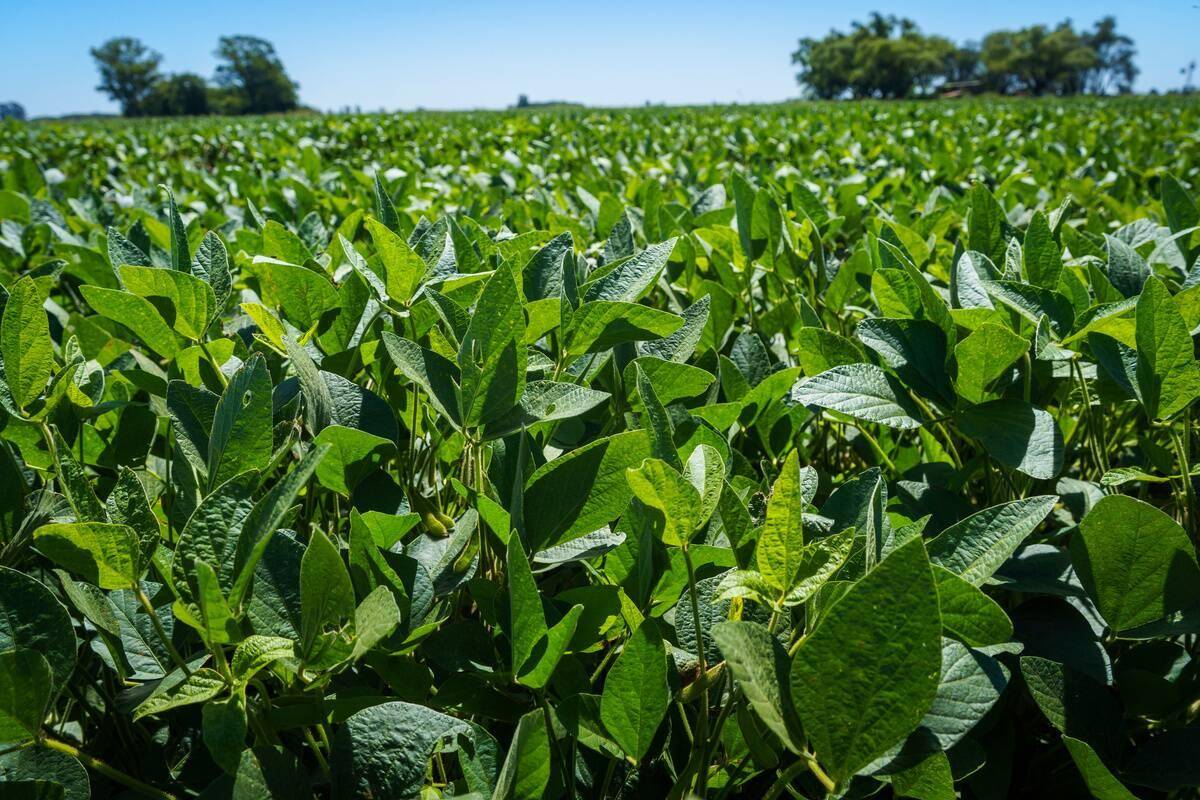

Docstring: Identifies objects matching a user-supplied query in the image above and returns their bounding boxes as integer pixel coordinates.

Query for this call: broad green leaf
[932,565,1012,646]
[711,620,799,752]
[300,528,355,661]
[312,425,396,496]
[954,323,1029,404]
[564,300,683,357]
[633,361,678,468]
[1135,276,1200,419]
[208,354,274,488]
[0,650,51,743]
[582,238,676,303]
[1,277,52,409]
[957,399,1063,479]
[523,429,652,549]
[0,567,77,690]
[783,527,856,606]
[231,635,295,684]
[600,620,669,762]
[381,332,463,428]
[1070,494,1200,633]
[625,458,700,547]
[484,380,610,439]
[492,709,551,800]
[794,326,866,375]
[890,749,955,800]
[790,364,923,429]
[458,263,526,427]
[79,285,181,358]
[365,216,426,304]
[204,695,248,775]
[192,231,233,310]
[927,496,1056,585]
[790,538,941,785]
[133,668,226,720]
[756,450,807,597]
[1062,736,1137,800]
[1023,211,1063,289]
[33,522,141,590]
[119,265,216,340]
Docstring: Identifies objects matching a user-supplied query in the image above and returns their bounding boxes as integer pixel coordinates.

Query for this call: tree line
[792,14,1138,99]
[91,36,299,117]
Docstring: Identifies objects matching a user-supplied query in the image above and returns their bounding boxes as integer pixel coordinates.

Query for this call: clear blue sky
[4,0,1197,117]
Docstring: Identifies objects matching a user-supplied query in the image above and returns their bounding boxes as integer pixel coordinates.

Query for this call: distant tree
[943,44,983,83]
[793,14,954,99]
[980,22,1098,95]
[146,73,210,116]
[0,102,25,121]
[213,36,298,114]
[516,94,530,108]
[1082,16,1137,94]
[90,37,163,116]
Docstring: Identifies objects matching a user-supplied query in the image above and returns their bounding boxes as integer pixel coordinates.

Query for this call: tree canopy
[794,14,1138,99]
[90,35,298,117]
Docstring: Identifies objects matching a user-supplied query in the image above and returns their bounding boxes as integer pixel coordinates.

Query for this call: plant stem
[198,339,229,389]
[303,726,332,782]
[135,587,190,676]
[682,545,710,795]
[41,736,176,800]
[1171,424,1197,537]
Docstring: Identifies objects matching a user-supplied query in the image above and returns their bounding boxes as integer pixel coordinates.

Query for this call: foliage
[90,35,297,118]
[0,97,1198,799]
[795,14,1138,98]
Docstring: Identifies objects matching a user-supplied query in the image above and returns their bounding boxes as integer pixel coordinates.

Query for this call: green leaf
[1,277,52,410]
[79,285,181,358]
[300,528,355,661]
[954,323,1030,404]
[330,701,475,800]
[711,620,800,753]
[932,565,1012,646]
[231,635,295,684]
[192,231,233,310]
[790,538,941,785]
[133,668,226,720]
[633,361,679,468]
[381,332,463,428]
[162,185,191,270]
[783,527,856,606]
[458,263,526,427]
[1070,494,1200,633]
[1062,736,1137,800]
[312,425,396,496]
[484,380,610,439]
[507,532,547,677]
[208,354,274,488]
[890,749,955,800]
[600,620,669,762]
[793,327,866,375]
[968,183,1005,265]
[1135,276,1200,420]
[957,399,1063,479]
[492,709,552,800]
[625,458,700,547]
[365,216,425,304]
[927,496,1056,585]
[582,239,676,303]
[564,301,683,357]
[204,695,248,775]
[0,650,51,743]
[33,522,142,590]
[523,430,652,549]
[119,265,216,340]
[1023,211,1063,289]
[756,450,807,597]
[790,364,923,429]
[0,567,77,691]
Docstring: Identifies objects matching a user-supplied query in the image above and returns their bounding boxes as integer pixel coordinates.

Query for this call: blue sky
[4,0,1197,117]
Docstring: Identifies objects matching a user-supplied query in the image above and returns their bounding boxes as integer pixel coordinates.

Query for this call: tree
[146,73,210,116]
[792,14,954,99]
[1082,17,1137,94]
[0,102,25,121]
[213,36,298,114]
[980,22,1098,95]
[90,37,163,116]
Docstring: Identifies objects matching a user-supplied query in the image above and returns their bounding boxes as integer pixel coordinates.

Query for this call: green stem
[135,588,190,676]
[1171,424,1197,537]
[853,424,896,474]
[41,736,176,800]
[681,545,710,795]
[303,726,332,782]
[197,339,229,389]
